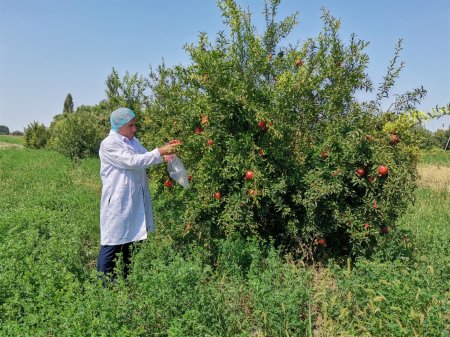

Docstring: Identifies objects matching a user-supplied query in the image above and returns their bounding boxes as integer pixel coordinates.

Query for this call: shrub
[433,127,450,149]
[141,0,424,260]
[23,121,49,149]
[47,110,106,160]
[411,125,436,149]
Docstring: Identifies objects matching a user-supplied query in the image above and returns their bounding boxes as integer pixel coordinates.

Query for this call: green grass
[315,186,450,336]
[0,134,24,145]
[0,148,311,336]
[0,147,448,336]
[419,148,450,165]
[311,152,450,336]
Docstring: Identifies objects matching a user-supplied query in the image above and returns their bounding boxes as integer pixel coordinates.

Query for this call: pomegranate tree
[141,0,422,259]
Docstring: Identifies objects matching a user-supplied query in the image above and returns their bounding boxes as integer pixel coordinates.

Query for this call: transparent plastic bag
[167,155,189,188]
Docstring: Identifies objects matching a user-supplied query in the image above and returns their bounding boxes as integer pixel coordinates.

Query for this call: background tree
[47,101,110,160]
[412,125,437,149]
[63,93,74,114]
[75,100,110,135]
[47,111,104,160]
[433,127,450,149]
[0,125,10,135]
[23,121,49,149]
[105,68,121,110]
[47,70,149,162]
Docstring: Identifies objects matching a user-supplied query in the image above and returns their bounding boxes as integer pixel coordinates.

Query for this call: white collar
[110,129,130,142]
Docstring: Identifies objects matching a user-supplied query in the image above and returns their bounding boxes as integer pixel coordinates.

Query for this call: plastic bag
[167,155,190,188]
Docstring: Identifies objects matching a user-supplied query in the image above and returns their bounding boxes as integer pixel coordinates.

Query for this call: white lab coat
[99,130,163,245]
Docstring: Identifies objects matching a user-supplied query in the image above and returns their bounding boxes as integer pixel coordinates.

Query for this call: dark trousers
[97,242,136,282]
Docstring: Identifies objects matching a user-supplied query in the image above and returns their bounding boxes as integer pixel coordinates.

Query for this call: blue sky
[1,0,449,132]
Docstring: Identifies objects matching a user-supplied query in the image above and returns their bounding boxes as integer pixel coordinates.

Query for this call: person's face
[118,118,137,140]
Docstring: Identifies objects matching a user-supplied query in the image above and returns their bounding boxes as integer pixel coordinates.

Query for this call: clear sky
[1,0,449,132]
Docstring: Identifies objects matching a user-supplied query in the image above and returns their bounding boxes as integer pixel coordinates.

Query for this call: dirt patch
[417,164,450,192]
[0,142,23,149]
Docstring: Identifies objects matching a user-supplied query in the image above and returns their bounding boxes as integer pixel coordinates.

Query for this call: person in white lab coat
[97,107,180,282]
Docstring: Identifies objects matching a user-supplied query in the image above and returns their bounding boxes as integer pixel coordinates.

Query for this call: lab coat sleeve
[100,141,163,170]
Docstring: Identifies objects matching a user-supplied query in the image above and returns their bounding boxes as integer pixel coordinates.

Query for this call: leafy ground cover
[0,148,311,336]
[0,147,448,336]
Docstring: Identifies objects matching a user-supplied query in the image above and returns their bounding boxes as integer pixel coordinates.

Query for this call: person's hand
[158,139,181,156]
[163,154,175,162]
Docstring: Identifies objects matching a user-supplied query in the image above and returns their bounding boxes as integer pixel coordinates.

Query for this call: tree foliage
[48,102,110,160]
[23,121,49,149]
[105,68,148,122]
[433,127,450,149]
[0,125,9,135]
[63,93,74,114]
[141,0,424,260]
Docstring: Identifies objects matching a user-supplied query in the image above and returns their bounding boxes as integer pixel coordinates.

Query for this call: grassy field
[419,148,450,165]
[310,150,449,336]
[0,147,448,336]
[0,134,24,144]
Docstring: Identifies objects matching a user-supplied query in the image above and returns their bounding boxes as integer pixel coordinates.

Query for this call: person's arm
[100,138,180,170]
[100,143,162,170]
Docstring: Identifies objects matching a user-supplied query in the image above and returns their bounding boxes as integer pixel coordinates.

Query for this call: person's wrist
[159,147,171,156]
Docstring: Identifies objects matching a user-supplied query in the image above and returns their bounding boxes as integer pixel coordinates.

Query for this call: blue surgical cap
[110,108,136,132]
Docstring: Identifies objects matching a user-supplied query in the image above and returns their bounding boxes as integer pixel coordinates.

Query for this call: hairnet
[110,108,136,132]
